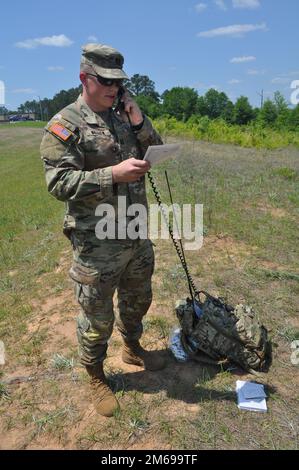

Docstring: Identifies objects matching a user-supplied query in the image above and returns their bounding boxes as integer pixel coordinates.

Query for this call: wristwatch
[131,115,144,132]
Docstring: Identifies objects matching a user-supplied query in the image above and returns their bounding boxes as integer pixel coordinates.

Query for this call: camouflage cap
[81,43,128,79]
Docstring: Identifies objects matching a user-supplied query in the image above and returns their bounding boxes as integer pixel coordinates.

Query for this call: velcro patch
[49,122,73,141]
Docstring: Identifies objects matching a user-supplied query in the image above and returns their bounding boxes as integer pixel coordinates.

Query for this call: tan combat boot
[86,363,119,417]
[122,339,166,371]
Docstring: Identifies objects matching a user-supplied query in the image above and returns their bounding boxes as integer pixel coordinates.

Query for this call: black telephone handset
[115,86,126,112]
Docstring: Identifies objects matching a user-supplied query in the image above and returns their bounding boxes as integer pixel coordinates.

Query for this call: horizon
[0,0,298,110]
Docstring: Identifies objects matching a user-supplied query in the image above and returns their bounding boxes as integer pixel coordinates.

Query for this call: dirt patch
[256,203,289,219]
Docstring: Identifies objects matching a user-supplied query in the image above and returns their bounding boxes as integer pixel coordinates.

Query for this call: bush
[153,116,299,149]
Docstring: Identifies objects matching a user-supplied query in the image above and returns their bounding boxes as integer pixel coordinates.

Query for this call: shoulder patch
[48,122,73,141]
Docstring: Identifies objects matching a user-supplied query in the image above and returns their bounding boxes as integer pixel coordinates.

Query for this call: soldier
[40,43,165,417]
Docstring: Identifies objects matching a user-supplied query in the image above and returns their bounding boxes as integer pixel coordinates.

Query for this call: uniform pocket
[74,276,104,316]
[69,260,101,286]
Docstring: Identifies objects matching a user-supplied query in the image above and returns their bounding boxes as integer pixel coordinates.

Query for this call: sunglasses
[87,73,123,87]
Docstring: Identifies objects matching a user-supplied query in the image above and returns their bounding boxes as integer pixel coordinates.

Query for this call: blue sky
[0,0,298,110]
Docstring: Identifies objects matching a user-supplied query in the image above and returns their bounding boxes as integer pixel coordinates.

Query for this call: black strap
[147,171,198,302]
[125,110,199,304]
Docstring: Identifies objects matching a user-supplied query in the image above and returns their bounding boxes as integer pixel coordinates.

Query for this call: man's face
[80,72,119,111]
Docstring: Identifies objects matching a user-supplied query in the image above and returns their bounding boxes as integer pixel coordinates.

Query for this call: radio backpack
[175,291,272,373]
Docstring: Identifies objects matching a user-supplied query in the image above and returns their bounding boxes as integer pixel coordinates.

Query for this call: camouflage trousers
[69,232,155,366]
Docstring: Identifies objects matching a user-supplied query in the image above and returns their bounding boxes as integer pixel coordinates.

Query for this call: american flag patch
[49,122,72,141]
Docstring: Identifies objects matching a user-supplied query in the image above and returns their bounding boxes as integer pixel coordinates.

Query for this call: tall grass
[153,116,299,149]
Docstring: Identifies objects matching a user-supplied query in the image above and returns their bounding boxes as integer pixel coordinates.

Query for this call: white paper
[236,380,267,412]
[143,144,182,166]
[242,382,267,399]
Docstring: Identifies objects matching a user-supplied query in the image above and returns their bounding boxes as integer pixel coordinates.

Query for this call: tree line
[1,74,298,130]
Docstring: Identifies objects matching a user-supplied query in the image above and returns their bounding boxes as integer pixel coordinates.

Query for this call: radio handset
[115,86,126,113]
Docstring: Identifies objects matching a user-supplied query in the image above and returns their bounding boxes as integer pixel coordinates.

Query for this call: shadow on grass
[108,350,278,405]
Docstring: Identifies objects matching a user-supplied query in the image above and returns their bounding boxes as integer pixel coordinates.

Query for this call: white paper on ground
[143,144,182,166]
[236,380,267,412]
[242,382,267,399]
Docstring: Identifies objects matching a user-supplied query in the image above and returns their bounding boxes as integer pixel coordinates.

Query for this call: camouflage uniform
[40,94,162,366]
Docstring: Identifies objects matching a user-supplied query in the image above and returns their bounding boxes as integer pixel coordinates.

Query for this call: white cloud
[247,69,266,75]
[197,23,267,38]
[12,88,36,94]
[271,77,291,85]
[230,56,256,63]
[195,3,207,13]
[228,79,242,84]
[15,34,73,49]
[232,0,260,8]
[215,0,227,10]
[87,35,98,42]
[47,66,64,71]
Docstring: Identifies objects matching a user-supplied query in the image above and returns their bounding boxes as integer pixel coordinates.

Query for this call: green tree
[274,91,291,129]
[221,100,235,124]
[18,100,39,114]
[259,99,278,126]
[135,95,162,118]
[0,106,9,115]
[50,86,82,116]
[234,96,254,125]
[126,74,159,101]
[196,95,207,116]
[162,87,198,121]
[274,91,289,115]
[289,104,299,131]
[202,89,231,120]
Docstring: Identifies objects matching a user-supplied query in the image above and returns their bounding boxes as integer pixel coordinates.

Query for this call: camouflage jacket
[40,95,162,240]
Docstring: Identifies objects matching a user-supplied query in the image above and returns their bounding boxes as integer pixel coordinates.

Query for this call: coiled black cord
[147,170,198,300]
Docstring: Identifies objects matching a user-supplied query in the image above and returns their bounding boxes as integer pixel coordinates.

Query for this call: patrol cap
[81,43,128,79]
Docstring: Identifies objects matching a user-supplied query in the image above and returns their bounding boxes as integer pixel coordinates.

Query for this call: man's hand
[121,90,144,126]
[112,158,150,183]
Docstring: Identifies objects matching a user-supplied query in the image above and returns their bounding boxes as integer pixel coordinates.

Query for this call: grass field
[0,124,298,449]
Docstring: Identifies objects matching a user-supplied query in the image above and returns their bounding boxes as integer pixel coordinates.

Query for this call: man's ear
[80,72,87,86]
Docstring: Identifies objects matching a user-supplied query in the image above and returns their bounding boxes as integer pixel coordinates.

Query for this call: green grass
[0,121,46,128]
[0,126,298,450]
[0,382,10,401]
[51,354,75,371]
[147,141,299,267]
[0,127,69,351]
[153,116,299,149]
[32,405,78,436]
